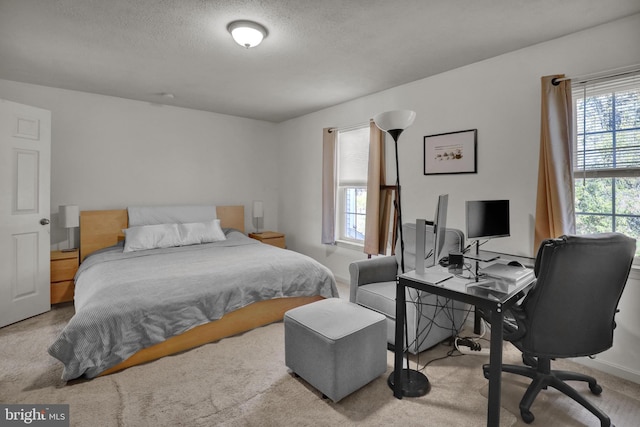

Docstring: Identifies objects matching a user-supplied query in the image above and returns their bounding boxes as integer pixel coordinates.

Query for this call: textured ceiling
[1,0,639,122]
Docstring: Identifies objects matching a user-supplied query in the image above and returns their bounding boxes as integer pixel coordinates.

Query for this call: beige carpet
[2,300,640,427]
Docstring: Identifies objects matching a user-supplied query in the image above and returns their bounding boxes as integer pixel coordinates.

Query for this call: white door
[0,99,51,328]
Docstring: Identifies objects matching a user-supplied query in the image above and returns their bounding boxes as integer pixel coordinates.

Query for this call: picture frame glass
[424,129,477,175]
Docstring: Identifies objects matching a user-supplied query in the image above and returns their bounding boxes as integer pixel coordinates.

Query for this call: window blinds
[337,126,369,186]
[573,71,640,177]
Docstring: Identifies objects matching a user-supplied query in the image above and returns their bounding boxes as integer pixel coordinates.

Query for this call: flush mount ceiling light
[227,20,268,48]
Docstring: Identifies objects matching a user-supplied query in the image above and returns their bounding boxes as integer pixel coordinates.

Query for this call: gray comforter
[48,230,338,380]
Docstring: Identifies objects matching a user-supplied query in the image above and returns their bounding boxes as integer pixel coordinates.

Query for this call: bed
[48,206,338,380]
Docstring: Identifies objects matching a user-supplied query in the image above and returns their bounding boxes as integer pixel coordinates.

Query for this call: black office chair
[482,233,636,426]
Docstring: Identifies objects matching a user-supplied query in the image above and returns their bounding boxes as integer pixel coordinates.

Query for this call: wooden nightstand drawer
[50,257,78,282]
[264,236,285,248]
[51,280,75,304]
[249,231,286,248]
[51,250,79,304]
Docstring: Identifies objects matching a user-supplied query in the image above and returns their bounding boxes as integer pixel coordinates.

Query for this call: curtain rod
[552,64,640,86]
[327,119,373,133]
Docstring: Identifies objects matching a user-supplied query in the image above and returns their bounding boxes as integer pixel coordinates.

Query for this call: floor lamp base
[387,369,431,397]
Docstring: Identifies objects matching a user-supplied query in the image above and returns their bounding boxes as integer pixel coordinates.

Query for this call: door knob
[40,218,50,225]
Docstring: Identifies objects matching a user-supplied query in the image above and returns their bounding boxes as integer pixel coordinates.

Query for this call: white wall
[278,12,640,279]
[0,80,279,247]
[278,14,640,382]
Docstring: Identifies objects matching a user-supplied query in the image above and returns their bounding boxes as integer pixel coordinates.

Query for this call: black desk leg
[393,279,405,399]
[474,307,482,334]
[487,304,504,426]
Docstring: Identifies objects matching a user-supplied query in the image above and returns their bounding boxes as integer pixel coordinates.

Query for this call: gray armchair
[349,223,466,354]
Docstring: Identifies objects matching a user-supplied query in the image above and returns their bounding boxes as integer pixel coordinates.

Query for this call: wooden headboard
[79,205,245,261]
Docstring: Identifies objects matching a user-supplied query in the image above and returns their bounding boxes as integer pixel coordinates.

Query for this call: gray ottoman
[284,298,387,402]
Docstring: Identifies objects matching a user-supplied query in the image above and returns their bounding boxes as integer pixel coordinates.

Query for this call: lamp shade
[252,201,264,219]
[58,205,79,228]
[228,20,268,48]
[373,110,416,132]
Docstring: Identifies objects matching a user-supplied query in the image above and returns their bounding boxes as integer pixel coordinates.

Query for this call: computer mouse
[508,260,525,268]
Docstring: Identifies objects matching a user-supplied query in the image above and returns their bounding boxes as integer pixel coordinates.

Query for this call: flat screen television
[465,199,510,240]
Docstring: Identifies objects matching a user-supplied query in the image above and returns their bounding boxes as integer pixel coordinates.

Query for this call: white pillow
[178,219,226,245]
[123,223,182,253]
[123,220,226,252]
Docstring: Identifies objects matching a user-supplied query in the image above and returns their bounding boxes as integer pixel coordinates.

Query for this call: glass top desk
[466,250,535,334]
[393,264,536,427]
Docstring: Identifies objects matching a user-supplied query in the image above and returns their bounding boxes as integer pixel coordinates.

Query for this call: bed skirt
[98,295,324,377]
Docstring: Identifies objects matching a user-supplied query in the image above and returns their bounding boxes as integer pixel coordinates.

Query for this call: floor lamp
[373,110,430,397]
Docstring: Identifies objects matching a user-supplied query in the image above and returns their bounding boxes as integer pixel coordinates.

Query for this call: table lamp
[253,200,264,233]
[59,204,79,252]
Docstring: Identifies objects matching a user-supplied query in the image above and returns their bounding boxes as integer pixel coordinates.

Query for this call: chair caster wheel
[520,409,535,424]
[589,383,603,395]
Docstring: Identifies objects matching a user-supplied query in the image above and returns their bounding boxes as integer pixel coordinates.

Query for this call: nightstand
[248,231,286,248]
[50,249,79,304]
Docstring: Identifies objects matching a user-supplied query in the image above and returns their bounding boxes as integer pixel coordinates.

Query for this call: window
[572,72,640,256]
[336,125,370,244]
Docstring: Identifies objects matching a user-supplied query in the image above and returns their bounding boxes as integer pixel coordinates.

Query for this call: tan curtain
[364,122,389,255]
[321,128,337,244]
[534,75,576,252]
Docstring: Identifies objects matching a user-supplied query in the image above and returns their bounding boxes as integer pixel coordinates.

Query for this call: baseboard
[334,274,349,286]
[572,356,640,385]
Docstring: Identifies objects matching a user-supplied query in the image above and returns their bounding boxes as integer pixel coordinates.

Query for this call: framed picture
[423,129,477,175]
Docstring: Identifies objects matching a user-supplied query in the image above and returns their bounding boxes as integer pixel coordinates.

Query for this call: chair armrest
[348,256,398,303]
[475,298,529,343]
[502,278,538,342]
[503,304,528,342]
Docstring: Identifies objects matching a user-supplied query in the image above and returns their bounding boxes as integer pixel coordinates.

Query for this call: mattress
[48,230,338,380]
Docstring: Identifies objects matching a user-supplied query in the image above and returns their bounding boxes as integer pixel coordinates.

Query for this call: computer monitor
[465,199,510,240]
[433,194,449,264]
[420,194,448,269]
